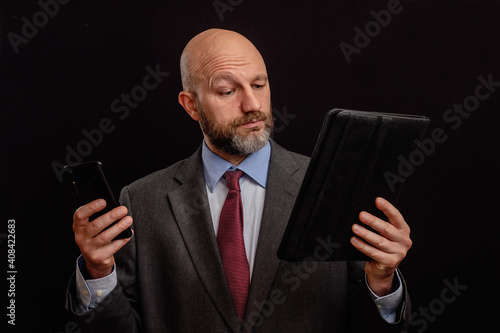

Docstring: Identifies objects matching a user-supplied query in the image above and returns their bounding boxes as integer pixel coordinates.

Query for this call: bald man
[66,29,412,332]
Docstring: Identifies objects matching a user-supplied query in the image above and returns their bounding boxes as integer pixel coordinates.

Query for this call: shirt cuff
[365,270,404,323]
[75,255,117,310]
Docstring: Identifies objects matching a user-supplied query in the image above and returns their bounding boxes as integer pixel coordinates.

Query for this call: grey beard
[228,125,272,155]
[198,109,273,156]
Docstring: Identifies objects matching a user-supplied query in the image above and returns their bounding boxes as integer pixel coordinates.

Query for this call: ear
[178,91,200,121]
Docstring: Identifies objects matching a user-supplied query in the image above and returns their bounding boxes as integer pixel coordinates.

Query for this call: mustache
[231,111,272,127]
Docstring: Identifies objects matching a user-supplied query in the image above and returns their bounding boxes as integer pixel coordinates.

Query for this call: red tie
[217,170,249,321]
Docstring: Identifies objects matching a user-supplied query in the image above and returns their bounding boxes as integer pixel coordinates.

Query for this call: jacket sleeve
[65,186,142,333]
[347,261,411,333]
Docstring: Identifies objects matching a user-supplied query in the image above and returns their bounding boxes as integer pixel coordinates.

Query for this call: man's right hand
[73,199,134,279]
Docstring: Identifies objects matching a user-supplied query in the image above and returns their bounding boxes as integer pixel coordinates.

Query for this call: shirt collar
[201,140,271,192]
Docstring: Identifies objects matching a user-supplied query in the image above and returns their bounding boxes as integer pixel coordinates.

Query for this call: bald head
[177,29,272,163]
[180,29,266,92]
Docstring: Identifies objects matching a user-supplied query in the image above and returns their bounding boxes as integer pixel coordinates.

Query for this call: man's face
[193,48,274,156]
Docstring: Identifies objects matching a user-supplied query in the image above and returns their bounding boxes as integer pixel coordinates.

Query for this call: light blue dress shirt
[202,140,270,280]
[75,140,403,322]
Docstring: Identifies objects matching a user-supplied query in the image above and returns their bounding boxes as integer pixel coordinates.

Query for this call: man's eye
[253,84,265,89]
[220,90,233,96]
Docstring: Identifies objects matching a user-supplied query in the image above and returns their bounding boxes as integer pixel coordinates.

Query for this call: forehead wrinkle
[196,54,251,76]
[198,55,263,89]
[208,59,249,75]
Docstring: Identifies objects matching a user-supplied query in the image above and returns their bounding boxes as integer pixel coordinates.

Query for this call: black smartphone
[63,161,133,240]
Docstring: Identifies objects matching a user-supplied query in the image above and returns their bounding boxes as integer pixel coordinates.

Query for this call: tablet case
[277,109,429,261]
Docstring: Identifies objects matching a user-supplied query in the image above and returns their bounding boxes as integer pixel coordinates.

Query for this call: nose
[240,88,261,113]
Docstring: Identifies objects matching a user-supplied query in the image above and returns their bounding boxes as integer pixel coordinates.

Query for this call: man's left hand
[350,197,412,296]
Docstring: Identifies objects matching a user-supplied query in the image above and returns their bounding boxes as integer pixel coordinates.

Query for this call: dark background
[1,0,499,332]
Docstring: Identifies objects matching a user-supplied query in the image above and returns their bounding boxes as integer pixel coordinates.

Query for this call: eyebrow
[210,72,268,86]
[211,73,237,85]
[253,74,268,81]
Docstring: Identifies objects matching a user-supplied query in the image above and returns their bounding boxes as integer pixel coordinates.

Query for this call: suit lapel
[244,141,305,324]
[167,148,240,330]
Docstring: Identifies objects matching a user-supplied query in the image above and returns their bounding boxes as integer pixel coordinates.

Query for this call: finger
[358,211,402,242]
[80,221,133,276]
[94,215,134,245]
[350,235,389,263]
[73,199,107,227]
[86,206,129,238]
[352,223,397,253]
[375,197,409,231]
[88,228,134,265]
[101,228,134,255]
[83,235,130,275]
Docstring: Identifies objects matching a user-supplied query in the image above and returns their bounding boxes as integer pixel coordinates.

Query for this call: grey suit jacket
[66,140,411,332]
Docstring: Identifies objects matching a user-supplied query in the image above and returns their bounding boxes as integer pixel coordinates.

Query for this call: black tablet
[277,109,429,261]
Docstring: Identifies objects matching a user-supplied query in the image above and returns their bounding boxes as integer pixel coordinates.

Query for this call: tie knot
[224,170,243,191]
